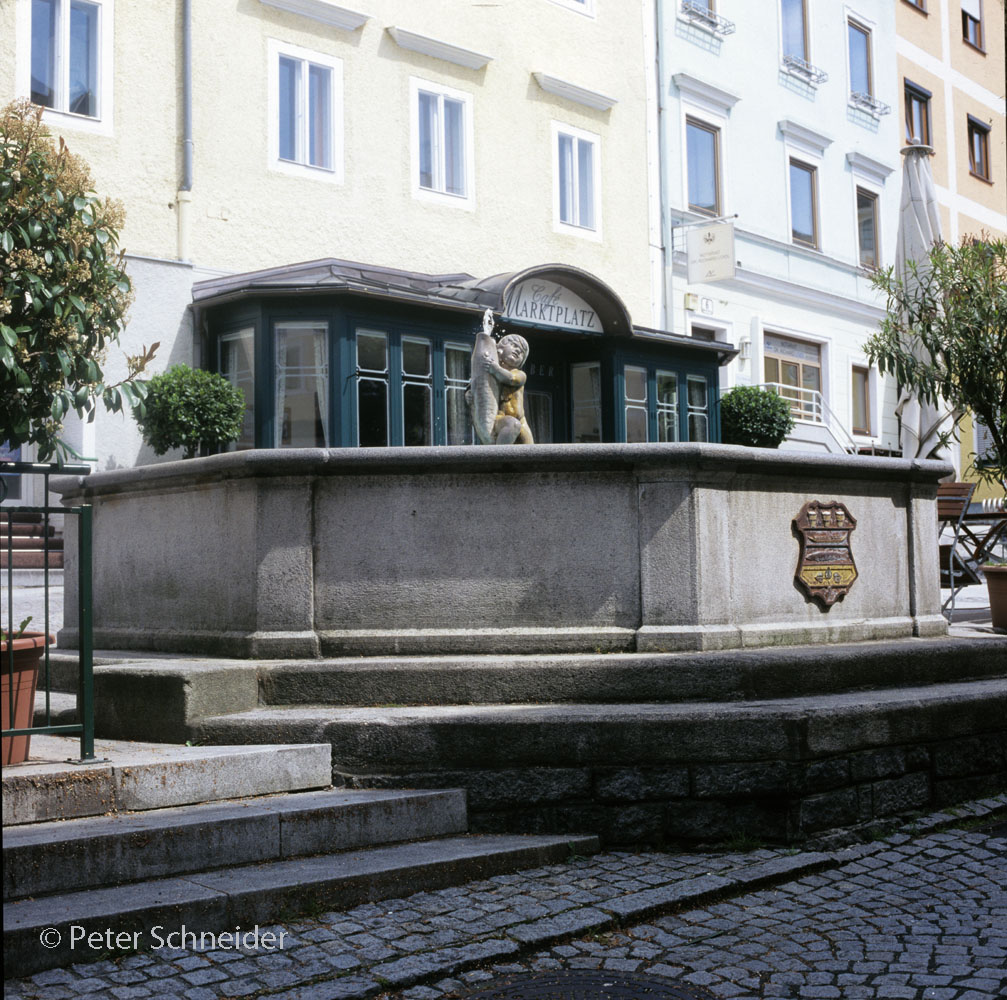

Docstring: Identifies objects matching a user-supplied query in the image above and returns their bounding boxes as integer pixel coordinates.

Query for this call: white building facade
[650,0,904,455]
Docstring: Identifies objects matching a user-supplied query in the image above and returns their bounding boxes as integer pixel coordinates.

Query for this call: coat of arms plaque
[793,500,858,606]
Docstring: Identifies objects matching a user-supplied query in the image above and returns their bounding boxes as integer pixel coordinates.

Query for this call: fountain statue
[467,308,534,445]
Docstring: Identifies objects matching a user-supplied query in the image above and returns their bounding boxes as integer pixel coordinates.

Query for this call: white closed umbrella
[894,142,958,461]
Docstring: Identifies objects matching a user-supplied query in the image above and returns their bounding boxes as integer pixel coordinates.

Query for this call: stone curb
[262,793,1007,1000]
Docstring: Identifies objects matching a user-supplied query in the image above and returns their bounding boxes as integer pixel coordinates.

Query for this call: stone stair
[2,739,598,977]
[0,512,64,570]
[34,637,1007,849]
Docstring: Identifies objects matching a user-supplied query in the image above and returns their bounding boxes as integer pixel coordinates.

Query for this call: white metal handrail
[756,382,859,455]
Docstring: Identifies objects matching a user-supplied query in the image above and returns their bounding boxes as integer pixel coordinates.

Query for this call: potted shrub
[1,617,52,765]
[718,385,795,448]
[134,364,245,458]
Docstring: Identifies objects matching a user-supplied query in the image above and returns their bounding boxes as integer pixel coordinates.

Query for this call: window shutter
[961,0,982,18]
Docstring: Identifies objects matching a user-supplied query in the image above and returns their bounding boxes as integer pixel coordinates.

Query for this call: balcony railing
[680,0,736,35]
[782,54,828,85]
[850,92,892,117]
[756,382,859,455]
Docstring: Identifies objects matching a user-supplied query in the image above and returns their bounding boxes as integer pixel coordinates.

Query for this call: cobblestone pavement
[3,801,1005,1000]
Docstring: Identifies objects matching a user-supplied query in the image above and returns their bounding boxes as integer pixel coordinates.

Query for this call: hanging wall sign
[793,500,858,607]
[686,223,736,284]
[504,280,600,332]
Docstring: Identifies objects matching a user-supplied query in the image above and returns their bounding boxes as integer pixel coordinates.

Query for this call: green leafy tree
[1,100,156,461]
[135,364,245,459]
[719,384,795,448]
[866,236,1006,490]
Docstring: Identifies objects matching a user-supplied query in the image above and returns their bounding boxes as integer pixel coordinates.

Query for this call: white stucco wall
[657,1,903,453]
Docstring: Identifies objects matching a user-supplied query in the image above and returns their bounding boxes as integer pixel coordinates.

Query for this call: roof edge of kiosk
[192,257,735,361]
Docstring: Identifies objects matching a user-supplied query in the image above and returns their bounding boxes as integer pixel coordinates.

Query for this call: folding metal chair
[937,482,976,620]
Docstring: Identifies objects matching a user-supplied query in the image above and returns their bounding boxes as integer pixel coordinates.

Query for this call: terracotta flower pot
[984,565,1007,631]
[1,631,52,765]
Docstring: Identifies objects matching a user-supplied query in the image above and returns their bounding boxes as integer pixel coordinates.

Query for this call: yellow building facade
[896,0,1006,500]
[2,0,656,467]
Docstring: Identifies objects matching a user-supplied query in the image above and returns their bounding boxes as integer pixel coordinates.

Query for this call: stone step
[194,677,1007,846]
[2,740,332,825]
[3,787,468,901]
[3,832,599,978]
[256,639,1007,707]
[49,637,1007,745]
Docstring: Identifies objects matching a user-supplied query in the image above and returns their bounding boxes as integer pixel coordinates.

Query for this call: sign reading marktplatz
[793,500,858,606]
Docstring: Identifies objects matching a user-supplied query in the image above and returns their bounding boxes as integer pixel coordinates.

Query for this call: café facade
[192,259,737,451]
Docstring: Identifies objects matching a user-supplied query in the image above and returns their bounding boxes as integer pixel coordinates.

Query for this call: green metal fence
[2,461,95,762]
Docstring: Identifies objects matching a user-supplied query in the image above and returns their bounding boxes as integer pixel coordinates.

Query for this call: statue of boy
[467,308,534,445]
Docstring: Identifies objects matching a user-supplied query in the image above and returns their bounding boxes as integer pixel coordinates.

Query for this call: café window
[220,327,255,450]
[619,365,711,443]
[764,333,822,419]
[402,337,433,447]
[356,329,389,447]
[571,362,602,443]
[624,366,649,443]
[275,322,329,447]
[445,343,473,445]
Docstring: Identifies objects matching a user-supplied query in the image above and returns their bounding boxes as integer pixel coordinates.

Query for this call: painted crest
[793,500,858,606]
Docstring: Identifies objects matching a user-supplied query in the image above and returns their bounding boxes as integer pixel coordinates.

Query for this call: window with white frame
[24,0,113,124]
[855,187,879,268]
[847,18,874,99]
[411,78,474,206]
[789,158,818,249]
[268,40,342,180]
[552,122,600,235]
[686,116,721,215]
[851,365,871,435]
[781,0,809,63]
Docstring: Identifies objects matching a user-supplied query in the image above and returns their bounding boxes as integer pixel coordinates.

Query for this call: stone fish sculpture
[467,308,534,445]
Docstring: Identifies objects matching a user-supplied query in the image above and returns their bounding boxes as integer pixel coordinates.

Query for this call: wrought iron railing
[2,461,95,762]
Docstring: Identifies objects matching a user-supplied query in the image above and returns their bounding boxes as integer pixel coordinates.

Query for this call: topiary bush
[134,364,244,459]
[719,385,795,448]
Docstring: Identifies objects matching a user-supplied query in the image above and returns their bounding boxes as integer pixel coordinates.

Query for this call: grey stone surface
[3,789,467,900]
[5,796,1003,1000]
[54,445,952,657]
[1,739,331,825]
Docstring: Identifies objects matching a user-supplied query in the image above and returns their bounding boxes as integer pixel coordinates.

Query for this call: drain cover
[462,971,717,1000]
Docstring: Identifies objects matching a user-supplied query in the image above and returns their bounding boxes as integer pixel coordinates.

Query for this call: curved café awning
[191,258,633,336]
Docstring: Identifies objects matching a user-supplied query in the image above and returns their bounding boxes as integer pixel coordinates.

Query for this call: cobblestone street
[4,798,1004,1000]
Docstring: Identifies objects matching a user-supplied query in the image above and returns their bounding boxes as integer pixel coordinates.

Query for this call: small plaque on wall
[794,500,858,607]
